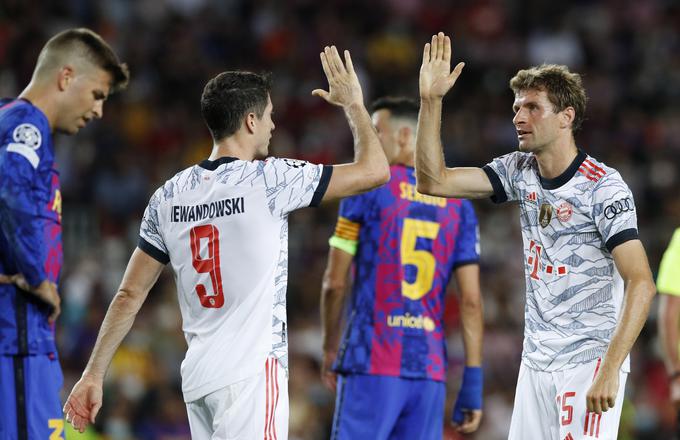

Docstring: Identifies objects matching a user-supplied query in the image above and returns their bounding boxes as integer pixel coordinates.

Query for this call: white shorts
[186,357,288,440]
[508,359,627,440]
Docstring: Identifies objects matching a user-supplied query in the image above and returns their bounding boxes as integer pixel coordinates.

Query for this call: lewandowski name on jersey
[171,197,245,222]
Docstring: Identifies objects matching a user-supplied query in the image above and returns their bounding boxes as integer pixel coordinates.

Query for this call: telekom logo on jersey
[527,240,568,280]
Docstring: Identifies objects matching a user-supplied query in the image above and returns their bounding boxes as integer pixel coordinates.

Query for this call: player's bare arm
[312,46,390,200]
[415,32,493,199]
[451,263,484,433]
[586,239,656,414]
[659,294,680,408]
[320,246,354,392]
[63,248,164,432]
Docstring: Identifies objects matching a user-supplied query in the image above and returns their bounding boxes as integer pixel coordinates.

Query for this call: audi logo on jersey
[603,197,633,219]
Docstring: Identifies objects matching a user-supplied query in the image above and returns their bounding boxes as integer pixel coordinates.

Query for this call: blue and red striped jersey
[331,165,479,381]
[0,98,62,355]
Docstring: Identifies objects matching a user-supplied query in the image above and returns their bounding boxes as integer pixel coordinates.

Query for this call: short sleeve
[261,158,333,217]
[657,228,680,296]
[138,187,169,264]
[0,115,51,286]
[482,152,523,204]
[591,172,638,253]
[452,200,481,269]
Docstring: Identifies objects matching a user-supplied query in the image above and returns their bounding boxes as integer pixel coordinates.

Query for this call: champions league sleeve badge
[539,203,553,228]
[7,123,42,169]
[282,158,307,168]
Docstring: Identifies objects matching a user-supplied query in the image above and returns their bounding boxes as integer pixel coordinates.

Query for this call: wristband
[452,366,483,424]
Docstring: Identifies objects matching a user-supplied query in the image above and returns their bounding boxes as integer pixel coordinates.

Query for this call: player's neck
[535,138,579,179]
[18,82,57,131]
[209,136,257,161]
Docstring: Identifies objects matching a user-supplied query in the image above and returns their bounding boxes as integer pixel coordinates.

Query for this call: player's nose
[512,109,526,125]
[92,101,104,119]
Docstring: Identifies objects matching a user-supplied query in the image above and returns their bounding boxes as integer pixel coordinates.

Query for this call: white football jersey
[138,156,332,402]
[483,150,638,372]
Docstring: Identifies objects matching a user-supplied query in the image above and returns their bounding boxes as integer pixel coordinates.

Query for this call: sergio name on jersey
[483,150,638,372]
[138,156,331,402]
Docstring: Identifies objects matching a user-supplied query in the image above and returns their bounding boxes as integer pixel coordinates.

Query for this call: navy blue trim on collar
[198,156,239,170]
[539,150,587,190]
[310,165,333,207]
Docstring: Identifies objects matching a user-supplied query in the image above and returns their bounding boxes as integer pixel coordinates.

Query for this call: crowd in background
[1,0,679,438]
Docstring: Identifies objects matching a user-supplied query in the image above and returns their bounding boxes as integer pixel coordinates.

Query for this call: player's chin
[56,125,81,135]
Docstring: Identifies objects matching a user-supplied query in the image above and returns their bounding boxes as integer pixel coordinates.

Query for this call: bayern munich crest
[557,202,573,222]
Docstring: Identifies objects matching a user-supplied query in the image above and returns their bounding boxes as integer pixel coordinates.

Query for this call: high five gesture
[420,32,465,100]
[415,32,493,199]
[313,46,363,108]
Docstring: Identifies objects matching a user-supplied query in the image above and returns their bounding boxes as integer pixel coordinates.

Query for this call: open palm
[312,46,363,108]
[420,32,465,99]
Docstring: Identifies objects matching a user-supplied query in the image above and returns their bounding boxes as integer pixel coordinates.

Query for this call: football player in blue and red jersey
[321,96,484,439]
[0,28,128,439]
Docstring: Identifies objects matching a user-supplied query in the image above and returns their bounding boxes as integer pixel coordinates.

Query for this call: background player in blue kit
[321,97,484,439]
[0,28,128,439]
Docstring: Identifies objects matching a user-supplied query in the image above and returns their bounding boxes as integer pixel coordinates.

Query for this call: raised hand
[420,32,465,100]
[312,46,363,108]
[64,375,104,433]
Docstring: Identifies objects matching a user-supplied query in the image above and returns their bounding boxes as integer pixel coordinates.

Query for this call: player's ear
[57,65,75,92]
[559,106,575,130]
[245,112,257,134]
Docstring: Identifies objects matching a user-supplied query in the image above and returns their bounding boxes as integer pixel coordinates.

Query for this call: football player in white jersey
[62,45,390,439]
[414,33,656,439]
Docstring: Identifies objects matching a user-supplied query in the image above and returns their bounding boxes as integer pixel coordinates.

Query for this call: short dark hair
[39,28,129,92]
[370,96,419,121]
[510,64,587,133]
[201,71,273,141]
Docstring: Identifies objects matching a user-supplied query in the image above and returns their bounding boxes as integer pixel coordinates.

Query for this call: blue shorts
[331,374,445,440]
[0,354,64,440]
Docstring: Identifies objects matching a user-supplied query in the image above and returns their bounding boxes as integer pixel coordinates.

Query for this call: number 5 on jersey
[401,218,440,300]
[190,224,225,308]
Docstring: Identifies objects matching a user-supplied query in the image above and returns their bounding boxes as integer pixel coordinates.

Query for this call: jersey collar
[539,149,587,190]
[198,156,239,170]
